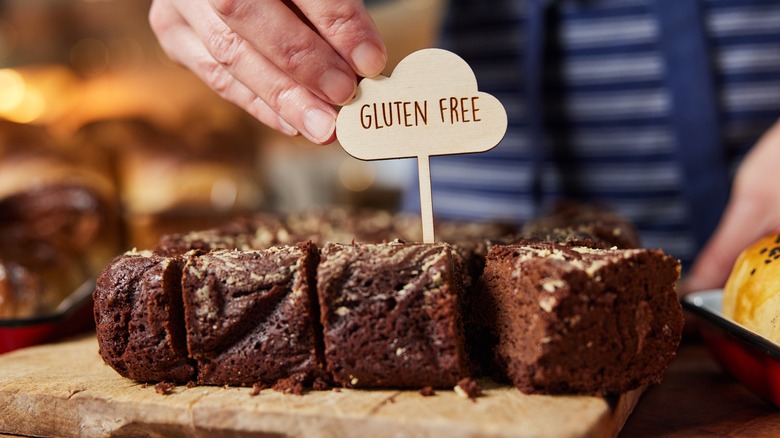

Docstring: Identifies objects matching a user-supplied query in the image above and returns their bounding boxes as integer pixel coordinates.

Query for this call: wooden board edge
[589,385,647,438]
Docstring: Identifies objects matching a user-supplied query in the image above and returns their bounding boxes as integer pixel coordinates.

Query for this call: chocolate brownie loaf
[317,241,470,388]
[93,250,193,382]
[480,242,683,396]
[182,243,323,387]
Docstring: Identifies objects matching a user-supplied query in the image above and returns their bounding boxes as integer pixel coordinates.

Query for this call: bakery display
[0,119,122,318]
[109,121,262,249]
[71,113,265,250]
[182,243,323,387]
[723,232,780,344]
[480,242,683,395]
[317,241,470,388]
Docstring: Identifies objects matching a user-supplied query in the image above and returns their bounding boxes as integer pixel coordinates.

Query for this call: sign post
[336,48,508,243]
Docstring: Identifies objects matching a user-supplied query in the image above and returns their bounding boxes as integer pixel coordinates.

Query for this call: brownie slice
[520,201,640,249]
[515,227,617,250]
[182,243,323,386]
[317,241,470,388]
[154,213,291,256]
[284,207,398,245]
[436,219,518,244]
[93,250,193,382]
[480,242,683,396]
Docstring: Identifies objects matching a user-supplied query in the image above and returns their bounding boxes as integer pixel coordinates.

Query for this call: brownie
[93,250,194,382]
[284,207,398,244]
[181,242,323,386]
[154,213,291,256]
[521,201,640,249]
[515,227,616,249]
[390,213,425,243]
[480,242,683,396]
[317,241,470,388]
[436,219,518,244]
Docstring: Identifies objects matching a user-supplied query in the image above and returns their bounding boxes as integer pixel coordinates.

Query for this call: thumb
[684,119,780,295]
[682,195,766,294]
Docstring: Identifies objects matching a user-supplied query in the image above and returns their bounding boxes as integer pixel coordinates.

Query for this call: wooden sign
[336,48,508,243]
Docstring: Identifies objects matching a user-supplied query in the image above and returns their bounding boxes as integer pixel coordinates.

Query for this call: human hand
[149,0,387,144]
[682,119,780,294]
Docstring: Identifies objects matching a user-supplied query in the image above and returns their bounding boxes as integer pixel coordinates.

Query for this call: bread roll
[722,233,780,343]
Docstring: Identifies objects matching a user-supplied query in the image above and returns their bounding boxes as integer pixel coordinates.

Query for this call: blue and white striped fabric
[402,0,780,269]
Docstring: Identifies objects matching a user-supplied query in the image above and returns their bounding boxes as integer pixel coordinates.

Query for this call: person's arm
[683,118,780,293]
[149,0,387,144]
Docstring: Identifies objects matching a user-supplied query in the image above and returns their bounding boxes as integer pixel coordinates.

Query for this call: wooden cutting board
[0,335,643,437]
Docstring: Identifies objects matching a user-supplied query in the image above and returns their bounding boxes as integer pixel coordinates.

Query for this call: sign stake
[417,154,434,243]
[335,49,508,243]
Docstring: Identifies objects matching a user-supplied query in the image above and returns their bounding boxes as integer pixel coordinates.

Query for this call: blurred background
[0,0,443,318]
[0,0,447,240]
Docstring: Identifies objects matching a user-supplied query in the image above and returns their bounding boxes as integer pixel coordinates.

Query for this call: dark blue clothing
[403,0,780,268]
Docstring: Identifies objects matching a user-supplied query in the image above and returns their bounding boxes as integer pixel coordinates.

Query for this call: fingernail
[277,116,298,136]
[303,108,335,143]
[351,42,386,77]
[320,68,356,105]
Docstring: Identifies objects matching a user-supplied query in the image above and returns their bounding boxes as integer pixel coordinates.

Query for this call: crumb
[418,386,435,397]
[454,378,482,401]
[312,377,331,391]
[332,388,342,393]
[155,381,176,395]
[186,381,196,389]
[273,375,305,395]
[250,382,267,396]
[140,383,148,389]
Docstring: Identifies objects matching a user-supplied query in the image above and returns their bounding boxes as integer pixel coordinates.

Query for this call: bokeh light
[70,38,109,77]
[0,68,25,113]
[339,158,376,192]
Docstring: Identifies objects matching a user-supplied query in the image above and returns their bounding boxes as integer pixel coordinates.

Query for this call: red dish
[682,289,780,408]
[0,280,95,355]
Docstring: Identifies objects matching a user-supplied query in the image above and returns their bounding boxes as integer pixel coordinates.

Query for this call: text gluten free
[359,96,481,130]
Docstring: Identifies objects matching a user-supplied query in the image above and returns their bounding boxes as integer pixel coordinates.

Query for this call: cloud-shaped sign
[336,48,507,160]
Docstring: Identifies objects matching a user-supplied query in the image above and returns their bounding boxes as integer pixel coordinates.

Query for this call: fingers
[157,0,338,143]
[150,0,297,136]
[292,0,387,78]
[682,195,767,294]
[207,0,359,105]
[683,119,780,294]
[151,0,385,143]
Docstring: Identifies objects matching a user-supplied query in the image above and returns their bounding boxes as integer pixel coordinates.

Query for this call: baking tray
[681,289,780,407]
[0,279,96,354]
